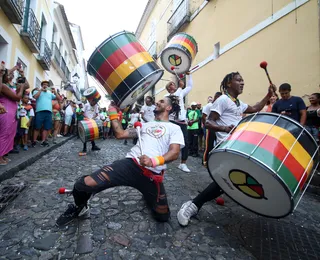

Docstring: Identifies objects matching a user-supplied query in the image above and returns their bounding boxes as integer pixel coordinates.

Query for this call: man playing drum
[177,71,275,226]
[56,96,184,226]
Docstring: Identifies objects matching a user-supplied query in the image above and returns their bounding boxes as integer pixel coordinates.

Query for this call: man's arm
[181,74,193,97]
[299,110,307,125]
[33,89,41,99]
[245,93,271,113]
[205,111,234,133]
[111,119,138,139]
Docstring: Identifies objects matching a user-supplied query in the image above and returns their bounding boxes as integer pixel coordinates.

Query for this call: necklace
[226,92,240,107]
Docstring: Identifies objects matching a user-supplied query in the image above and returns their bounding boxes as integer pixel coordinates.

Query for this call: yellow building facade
[136,0,320,106]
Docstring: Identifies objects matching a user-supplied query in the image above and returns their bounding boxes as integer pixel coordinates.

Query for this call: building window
[14,58,27,82]
[35,77,41,89]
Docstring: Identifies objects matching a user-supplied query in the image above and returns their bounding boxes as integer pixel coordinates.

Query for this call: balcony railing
[20,8,41,53]
[37,39,52,70]
[51,42,61,67]
[148,41,158,59]
[167,0,190,39]
[60,57,66,76]
[65,66,70,81]
[0,0,25,24]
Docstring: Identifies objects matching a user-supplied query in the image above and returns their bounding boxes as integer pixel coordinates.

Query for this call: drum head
[161,47,191,74]
[116,69,163,109]
[78,121,86,143]
[83,88,95,97]
[208,150,293,218]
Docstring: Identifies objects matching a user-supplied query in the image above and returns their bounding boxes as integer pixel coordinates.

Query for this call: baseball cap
[191,102,197,106]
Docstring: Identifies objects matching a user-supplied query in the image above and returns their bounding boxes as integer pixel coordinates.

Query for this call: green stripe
[88,32,138,75]
[219,140,299,194]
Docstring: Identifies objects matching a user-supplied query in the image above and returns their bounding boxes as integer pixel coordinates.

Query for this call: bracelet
[151,156,165,167]
[109,110,118,121]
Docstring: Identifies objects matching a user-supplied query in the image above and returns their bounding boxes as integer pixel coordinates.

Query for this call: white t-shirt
[164,75,193,122]
[126,121,185,173]
[83,103,99,119]
[141,105,156,122]
[202,102,213,116]
[65,104,74,116]
[129,113,139,125]
[210,94,248,142]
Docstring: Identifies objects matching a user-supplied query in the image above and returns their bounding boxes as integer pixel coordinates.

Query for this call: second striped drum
[161,32,198,74]
[78,119,104,143]
[87,31,163,109]
[207,112,319,218]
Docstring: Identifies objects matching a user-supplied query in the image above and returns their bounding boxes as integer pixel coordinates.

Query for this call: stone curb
[0,136,75,183]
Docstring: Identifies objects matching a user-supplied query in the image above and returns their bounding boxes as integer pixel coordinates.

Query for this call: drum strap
[132,158,165,202]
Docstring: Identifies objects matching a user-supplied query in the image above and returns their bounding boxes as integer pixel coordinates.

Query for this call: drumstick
[260,61,273,85]
[58,187,72,194]
[134,121,144,155]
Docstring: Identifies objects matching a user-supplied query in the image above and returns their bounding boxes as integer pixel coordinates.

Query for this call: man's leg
[177,181,223,226]
[202,129,216,166]
[32,112,43,147]
[192,129,199,156]
[41,111,52,146]
[91,140,100,151]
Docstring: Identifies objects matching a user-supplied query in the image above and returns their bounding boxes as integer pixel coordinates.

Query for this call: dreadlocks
[166,95,181,119]
[220,72,240,94]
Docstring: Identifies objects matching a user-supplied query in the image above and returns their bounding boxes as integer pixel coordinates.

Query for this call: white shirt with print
[126,121,185,173]
[83,103,99,119]
[210,94,248,143]
[141,105,156,122]
[202,102,213,116]
[164,75,193,122]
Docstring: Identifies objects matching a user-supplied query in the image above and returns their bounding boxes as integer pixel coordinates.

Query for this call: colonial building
[136,0,320,105]
[0,0,83,101]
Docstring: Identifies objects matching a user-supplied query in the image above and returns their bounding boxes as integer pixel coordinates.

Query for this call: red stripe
[172,36,196,53]
[228,130,307,185]
[97,41,145,82]
[84,119,95,139]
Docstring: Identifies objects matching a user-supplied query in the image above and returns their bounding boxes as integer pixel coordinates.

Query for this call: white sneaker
[57,134,63,138]
[177,201,198,226]
[178,163,190,172]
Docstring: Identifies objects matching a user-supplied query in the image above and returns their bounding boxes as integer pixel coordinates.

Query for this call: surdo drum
[83,87,101,104]
[207,112,319,218]
[161,32,198,75]
[87,31,163,109]
[78,119,104,143]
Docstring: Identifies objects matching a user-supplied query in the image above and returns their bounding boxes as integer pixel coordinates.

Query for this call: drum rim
[207,148,295,218]
[87,30,134,74]
[242,112,318,146]
[160,47,192,74]
[83,87,96,97]
[116,69,164,108]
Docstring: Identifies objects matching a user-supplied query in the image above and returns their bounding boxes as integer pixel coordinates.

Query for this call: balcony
[64,66,70,81]
[60,57,66,77]
[148,41,158,59]
[37,39,52,70]
[167,0,190,39]
[20,8,41,53]
[0,0,25,24]
[51,42,61,67]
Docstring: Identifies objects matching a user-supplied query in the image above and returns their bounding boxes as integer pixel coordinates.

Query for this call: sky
[58,0,149,103]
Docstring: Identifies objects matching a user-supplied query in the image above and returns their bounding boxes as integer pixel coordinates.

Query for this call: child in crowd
[19,94,34,150]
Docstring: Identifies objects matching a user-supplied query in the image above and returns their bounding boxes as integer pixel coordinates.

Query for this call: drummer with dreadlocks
[177,71,276,226]
[56,95,185,226]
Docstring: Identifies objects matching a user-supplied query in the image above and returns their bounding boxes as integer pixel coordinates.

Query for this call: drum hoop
[243,112,318,146]
[207,148,294,218]
[160,46,192,61]
[116,69,164,108]
[83,88,95,97]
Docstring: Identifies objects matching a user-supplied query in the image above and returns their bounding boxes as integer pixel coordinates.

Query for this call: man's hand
[138,155,153,167]
[223,124,235,133]
[0,103,7,114]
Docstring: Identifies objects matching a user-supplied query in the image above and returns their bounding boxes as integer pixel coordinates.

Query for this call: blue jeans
[305,126,319,142]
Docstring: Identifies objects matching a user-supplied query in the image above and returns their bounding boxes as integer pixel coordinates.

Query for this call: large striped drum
[208,112,319,218]
[78,119,103,143]
[83,87,101,104]
[161,32,198,74]
[87,31,163,109]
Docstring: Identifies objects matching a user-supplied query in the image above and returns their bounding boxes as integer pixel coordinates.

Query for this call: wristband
[108,108,118,121]
[151,156,165,167]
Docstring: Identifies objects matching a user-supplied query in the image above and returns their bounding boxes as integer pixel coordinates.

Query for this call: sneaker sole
[78,206,89,217]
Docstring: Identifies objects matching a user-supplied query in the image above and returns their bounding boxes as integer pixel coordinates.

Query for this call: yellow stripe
[236,122,312,170]
[90,119,99,139]
[171,40,195,59]
[104,52,153,91]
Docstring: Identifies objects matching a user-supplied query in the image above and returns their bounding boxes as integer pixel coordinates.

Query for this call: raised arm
[109,107,138,139]
[1,83,24,101]
[244,85,274,113]
[181,74,193,97]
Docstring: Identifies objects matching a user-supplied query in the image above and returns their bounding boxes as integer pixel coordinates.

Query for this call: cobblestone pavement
[0,138,319,260]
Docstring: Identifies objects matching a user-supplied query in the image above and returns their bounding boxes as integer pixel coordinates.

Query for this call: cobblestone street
[0,138,319,260]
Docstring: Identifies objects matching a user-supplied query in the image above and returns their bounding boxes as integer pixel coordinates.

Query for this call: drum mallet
[260,61,273,85]
[134,121,144,155]
[170,66,183,80]
[58,187,72,195]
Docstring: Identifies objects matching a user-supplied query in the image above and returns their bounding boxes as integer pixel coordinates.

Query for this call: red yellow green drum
[207,112,318,218]
[161,32,198,74]
[83,87,101,104]
[87,31,163,109]
[78,119,104,143]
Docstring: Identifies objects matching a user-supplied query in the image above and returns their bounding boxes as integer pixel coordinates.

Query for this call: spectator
[18,94,34,150]
[32,81,60,147]
[63,100,74,136]
[272,83,306,125]
[76,102,84,139]
[187,102,200,157]
[52,101,62,144]
[140,96,156,122]
[0,69,28,165]
[305,93,320,142]
[261,93,279,112]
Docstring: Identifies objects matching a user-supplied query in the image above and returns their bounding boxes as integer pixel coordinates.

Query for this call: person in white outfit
[165,73,193,173]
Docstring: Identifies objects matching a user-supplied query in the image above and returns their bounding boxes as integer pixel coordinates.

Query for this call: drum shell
[208,112,318,218]
[78,119,104,143]
[87,31,163,109]
[161,32,198,74]
[83,88,101,104]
